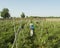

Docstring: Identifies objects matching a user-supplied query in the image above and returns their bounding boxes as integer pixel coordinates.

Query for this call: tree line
[0,8,25,19]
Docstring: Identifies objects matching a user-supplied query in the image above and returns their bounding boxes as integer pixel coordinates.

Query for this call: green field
[0,18,60,48]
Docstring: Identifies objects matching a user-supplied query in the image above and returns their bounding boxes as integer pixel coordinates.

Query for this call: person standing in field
[30,21,34,37]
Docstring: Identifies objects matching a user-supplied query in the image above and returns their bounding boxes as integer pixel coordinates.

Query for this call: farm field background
[0,18,60,48]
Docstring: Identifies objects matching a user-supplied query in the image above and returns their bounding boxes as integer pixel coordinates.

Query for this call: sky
[0,0,60,17]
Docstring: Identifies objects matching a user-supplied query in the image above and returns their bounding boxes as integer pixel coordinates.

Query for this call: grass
[0,18,60,48]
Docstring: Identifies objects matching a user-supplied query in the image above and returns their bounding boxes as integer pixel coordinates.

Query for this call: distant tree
[1,8,10,18]
[26,16,28,18]
[21,12,25,18]
[0,11,1,16]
